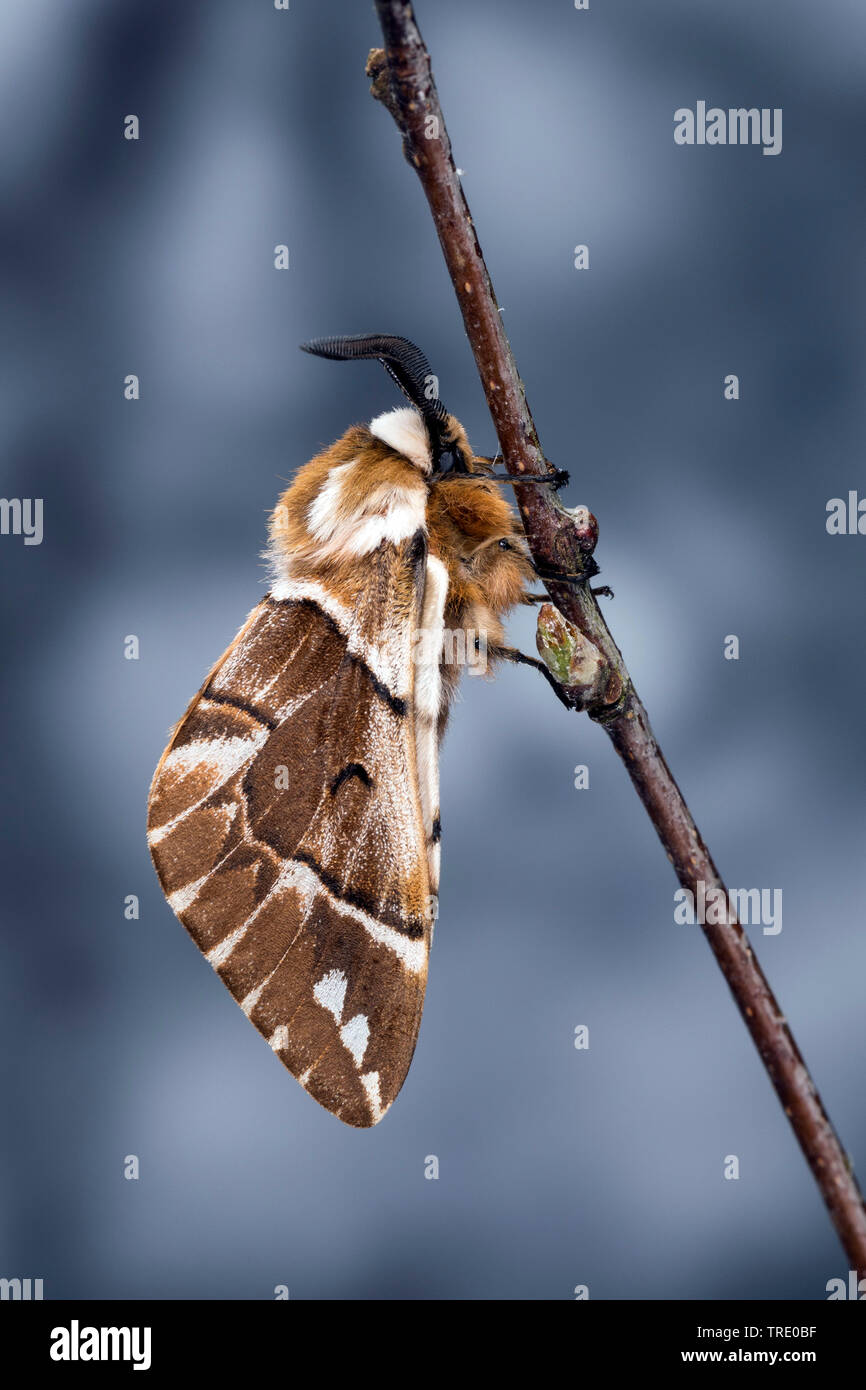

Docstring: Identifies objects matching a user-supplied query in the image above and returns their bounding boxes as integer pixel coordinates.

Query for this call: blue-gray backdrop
[1,0,864,1300]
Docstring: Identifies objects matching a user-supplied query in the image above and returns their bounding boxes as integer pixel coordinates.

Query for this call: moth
[147,334,564,1127]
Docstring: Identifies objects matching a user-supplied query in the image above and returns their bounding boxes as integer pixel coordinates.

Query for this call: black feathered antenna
[300,334,569,485]
[300,334,455,462]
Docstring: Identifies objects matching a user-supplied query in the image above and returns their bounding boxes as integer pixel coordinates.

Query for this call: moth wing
[147,535,438,1127]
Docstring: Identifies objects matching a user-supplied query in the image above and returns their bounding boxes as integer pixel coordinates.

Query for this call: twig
[368,0,866,1277]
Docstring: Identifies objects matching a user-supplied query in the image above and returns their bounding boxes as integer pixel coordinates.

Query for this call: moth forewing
[148,334,535,1125]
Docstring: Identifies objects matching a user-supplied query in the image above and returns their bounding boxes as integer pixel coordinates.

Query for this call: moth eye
[436,443,469,475]
[498,538,511,550]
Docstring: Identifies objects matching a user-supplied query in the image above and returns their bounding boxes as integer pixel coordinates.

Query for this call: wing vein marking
[205,854,318,970]
[292,848,424,941]
[149,730,270,845]
[149,794,240,849]
[200,688,278,731]
[266,595,408,717]
[168,875,211,915]
[239,880,320,1017]
[293,859,427,969]
[173,814,282,903]
[240,630,323,704]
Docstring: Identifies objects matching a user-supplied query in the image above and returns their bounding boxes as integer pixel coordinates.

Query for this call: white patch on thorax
[368,406,432,473]
[303,457,427,561]
[306,461,354,541]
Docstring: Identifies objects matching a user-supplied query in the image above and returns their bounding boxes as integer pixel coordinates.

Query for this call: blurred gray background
[1,0,864,1300]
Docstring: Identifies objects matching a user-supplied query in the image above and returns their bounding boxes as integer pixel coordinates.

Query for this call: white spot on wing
[340,1013,370,1067]
[206,921,250,970]
[313,968,348,1023]
[167,875,209,914]
[360,1070,385,1123]
[269,1024,289,1052]
[240,978,267,1018]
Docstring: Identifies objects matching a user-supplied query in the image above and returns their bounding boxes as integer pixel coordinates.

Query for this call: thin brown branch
[369,0,866,1278]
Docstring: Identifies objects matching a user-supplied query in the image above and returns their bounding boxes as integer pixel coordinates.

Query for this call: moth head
[299,333,474,475]
[426,471,535,613]
[463,522,536,614]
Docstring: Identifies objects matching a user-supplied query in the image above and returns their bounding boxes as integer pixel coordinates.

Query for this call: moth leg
[532,558,601,584]
[491,644,575,709]
[486,468,570,491]
[448,468,570,490]
[525,585,613,608]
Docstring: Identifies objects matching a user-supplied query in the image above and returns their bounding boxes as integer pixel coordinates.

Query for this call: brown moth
[147,334,559,1127]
